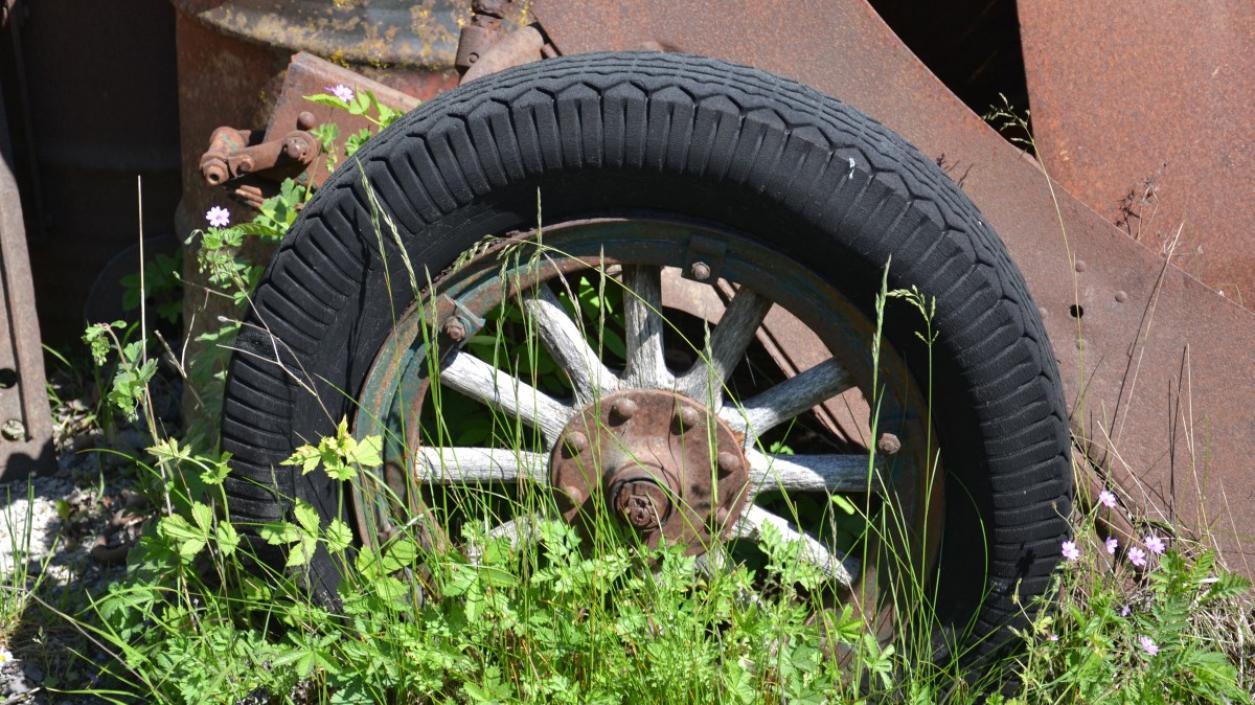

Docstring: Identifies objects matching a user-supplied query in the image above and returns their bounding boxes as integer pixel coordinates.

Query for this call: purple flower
[1120,604,1132,617]
[1105,536,1119,555]
[1139,635,1159,656]
[1128,546,1148,568]
[205,206,230,228]
[1047,633,1059,642]
[1098,489,1118,508]
[328,84,354,102]
[1061,540,1080,562]
[1145,534,1167,555]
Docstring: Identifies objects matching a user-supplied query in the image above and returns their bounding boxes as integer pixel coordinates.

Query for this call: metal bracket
[681,236,728,283]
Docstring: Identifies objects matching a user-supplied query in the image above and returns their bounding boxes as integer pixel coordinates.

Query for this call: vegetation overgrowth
[0,87,1247,705]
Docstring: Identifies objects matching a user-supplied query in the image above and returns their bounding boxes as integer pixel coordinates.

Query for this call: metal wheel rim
[352,217,942,623]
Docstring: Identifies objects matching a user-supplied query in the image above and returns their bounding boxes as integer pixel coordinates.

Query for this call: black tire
[221,52,1071,660]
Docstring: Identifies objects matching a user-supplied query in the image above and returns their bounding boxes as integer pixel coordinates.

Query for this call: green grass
[0,94,1249,705]
[20,239,1251,704]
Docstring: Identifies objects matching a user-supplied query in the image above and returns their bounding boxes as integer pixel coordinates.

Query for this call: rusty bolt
[564,431,588,454]
[715,506,730,524]
[717,450,742,475]
[284,136,309,161]
[1,418,24,441]
[676,406,702,430]
[1075,259,1088,273]
[689,261,712,281]
[296,111,318,131]
[611,398,638,421]
[876,432,901,456]
[561,484,585,504]
[1115,290,1129,303]
[443,317,467,342]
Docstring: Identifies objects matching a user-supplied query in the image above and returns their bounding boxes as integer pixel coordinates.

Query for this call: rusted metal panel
[171,0,468,69]
[1018,0,1255,309]
[0,87,53,480]
[530,0,1255,565]
[173,4,460,432]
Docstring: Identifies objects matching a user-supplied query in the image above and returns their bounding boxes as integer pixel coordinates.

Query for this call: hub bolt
[689,260,712,281]
[877,432,902,455]
[561,484,585,504]
[443,317,467,342]
[676,406,702,430]
[611,398,638,421]
[717,450,742,475]
[564,431,588,454]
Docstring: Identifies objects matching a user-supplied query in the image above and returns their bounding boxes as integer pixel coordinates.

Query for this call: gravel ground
[0,381,172,704]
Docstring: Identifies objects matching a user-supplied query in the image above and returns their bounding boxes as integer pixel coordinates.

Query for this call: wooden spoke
[416,447,548,483]
[732,506,856,586]
[439,352,573,445]
[719,358,854,445]
[678,287,772,407]
[622,264,672,388]
[746,449,882,495]
[524,286,620,405]
[466,515,538,564]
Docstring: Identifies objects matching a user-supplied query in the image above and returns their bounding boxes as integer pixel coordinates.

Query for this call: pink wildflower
[205,206,230,228]
[1127,546,1148,568]
[1145,534,1167,555]
[1105,536,1118,555]
[1048,633,1059,642]
[1061,540,1080,562]
[1139,635,1159,656]
[1098,489,1118,508]
[1120,604,1132,617]
[328,84,354,102]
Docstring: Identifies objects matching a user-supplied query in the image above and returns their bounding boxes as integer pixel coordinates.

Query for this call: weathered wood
[678,287,772,406]
[719,358,854,445]
[622,264,672,389]
[746,449,879,495]
[524,286,620,405]
[439,352,573,445]
[732,505,855,586]
[467,515,538,564]
[416,447,549,483]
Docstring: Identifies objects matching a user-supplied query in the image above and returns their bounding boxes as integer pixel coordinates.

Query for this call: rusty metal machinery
[181,0,1253,566]
[0,78,52,480]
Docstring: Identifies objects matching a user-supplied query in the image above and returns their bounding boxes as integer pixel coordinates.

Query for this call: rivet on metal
[876,432,901,456]
[564,431,588,453]
[676,406,702,430]
[1075,259,1087,273]
[611,398,638,421]
[1114,290,1128,303]
[562,484,585,504]
[717,450,741,475]
[689,261,712,281]
[443,317,467,342]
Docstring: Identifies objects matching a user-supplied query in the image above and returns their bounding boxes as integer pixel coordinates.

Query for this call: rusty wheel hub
[551,389,751,549]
